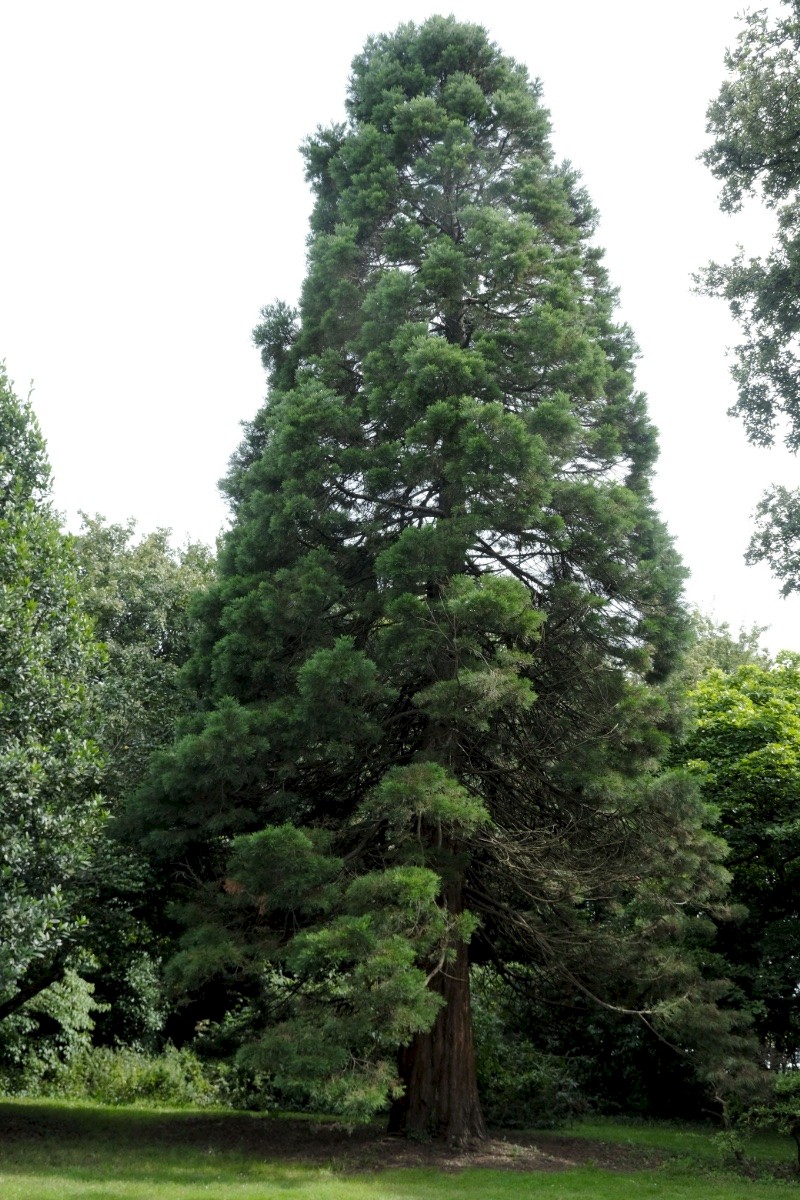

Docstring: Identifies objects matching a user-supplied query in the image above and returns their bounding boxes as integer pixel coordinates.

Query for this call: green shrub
[745,1069,800,1140]
[0,971,102,1094]
[89,951,167,1052]
[52,1043,221,1107]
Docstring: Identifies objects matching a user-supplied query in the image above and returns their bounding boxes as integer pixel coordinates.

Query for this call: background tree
[72,517,214,1049]
[134,18,733,1142]
[700,1,800,590]
[0,366,103,1021]
[679,611,770,684]
[681,653,800,1067]
[74,515,214,804]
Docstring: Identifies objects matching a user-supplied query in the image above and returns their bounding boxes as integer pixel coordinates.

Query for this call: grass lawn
[568,1116,792,1164]
[0,1099,796,1200]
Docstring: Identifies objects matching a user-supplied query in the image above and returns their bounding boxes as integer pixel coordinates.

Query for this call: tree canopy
[132,18,732,1142]
[0,367,103,1020]
[74,515,214,806]
[70,517,215,1050]
[682,653,800,1067]
[700,1,800,591]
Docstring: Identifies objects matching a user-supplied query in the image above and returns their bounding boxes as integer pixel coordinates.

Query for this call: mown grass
[1,1172,797,1200]
[0,1099,796,1200]
[570,1115,791,1164]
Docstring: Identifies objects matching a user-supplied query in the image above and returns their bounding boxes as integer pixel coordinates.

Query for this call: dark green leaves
[681,653,800,1062]
[136,18,708,1128]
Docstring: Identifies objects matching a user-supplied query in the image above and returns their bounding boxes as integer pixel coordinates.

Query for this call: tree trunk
[0,951,69,1022]
[388,933,487,1144]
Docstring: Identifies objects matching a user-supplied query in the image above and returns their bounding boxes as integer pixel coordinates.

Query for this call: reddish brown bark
[388,934,487,1144]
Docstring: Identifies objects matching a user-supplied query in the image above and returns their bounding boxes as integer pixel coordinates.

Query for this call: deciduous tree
[683,653,800,1066]
[71,517,214,1049]
[74,515,214,804]
[699,1,800,590]
[0,367,103,1020]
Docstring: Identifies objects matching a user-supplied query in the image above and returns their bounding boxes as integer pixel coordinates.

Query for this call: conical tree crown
[135,20,726,1128]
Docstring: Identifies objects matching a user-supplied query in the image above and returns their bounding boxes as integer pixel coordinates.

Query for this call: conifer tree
[136,19,728,1141]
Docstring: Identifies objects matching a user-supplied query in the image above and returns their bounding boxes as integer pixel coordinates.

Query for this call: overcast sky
[2,0,798,651]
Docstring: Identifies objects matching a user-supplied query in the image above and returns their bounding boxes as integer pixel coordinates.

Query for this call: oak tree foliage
[700,2,800,591]
[0,367,103,1020]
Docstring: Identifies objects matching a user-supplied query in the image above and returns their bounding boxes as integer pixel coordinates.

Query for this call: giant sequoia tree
[137,20,728,1141]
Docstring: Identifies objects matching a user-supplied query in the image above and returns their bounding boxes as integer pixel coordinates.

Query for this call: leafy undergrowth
[0,1100,796,1200]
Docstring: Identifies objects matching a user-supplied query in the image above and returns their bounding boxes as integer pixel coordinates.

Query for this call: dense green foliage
[0,367,103,1021]
[0,972,100,1095]
[74,516,214,805]
[682,653,800,1066]
[700,1,800,589]
[0,409,215,1086]
[129,18,736,1140]
[72,517,215,1050]
[471,968,585,1127]
[8,12,800,1139]
[48,1043,221,1108]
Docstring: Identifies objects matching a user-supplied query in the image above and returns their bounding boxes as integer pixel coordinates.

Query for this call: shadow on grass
[0,1103,326,1189]
[1,1101,795,1196]
[0,1101,671,1198]
[0,1104,797,1200]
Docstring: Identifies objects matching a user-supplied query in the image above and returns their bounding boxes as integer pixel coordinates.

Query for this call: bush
[0,971,101,1094]
[0,969,225,1109]
[52,1043,221,1108]
[89,950,167,1053]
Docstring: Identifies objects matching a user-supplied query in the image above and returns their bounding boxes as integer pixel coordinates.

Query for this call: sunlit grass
[0,1166,794,1200]
[0,1099,794,1200]
[569,1115,791,1164]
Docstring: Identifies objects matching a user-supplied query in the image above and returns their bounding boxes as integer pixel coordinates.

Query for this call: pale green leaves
[359,762,490,839]
[0,374,103,1009]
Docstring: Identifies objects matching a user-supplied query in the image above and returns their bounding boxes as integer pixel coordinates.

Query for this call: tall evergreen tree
[136,19,728,1141]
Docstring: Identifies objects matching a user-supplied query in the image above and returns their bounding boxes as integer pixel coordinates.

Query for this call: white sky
[2,0,798,652]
